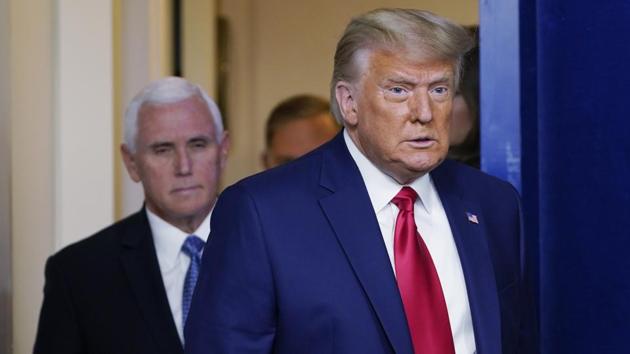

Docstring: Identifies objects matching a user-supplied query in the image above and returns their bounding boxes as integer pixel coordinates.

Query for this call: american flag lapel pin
[466,212,479,224]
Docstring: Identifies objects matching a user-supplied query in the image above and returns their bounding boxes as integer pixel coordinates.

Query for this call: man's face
[338,49,455,184]
[122,95,229,231]
[263,113,339,168]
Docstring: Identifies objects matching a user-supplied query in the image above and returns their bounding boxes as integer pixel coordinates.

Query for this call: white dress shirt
[344,131,476,354]
[147,208,211,344]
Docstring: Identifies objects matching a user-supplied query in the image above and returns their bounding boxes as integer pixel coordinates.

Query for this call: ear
[218,131,230,170]
[335,81,359,127]
[121,144,142,183]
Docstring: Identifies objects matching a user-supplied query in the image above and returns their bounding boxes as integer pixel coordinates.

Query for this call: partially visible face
[449,93,473,146]
[122,95,229,232]
[337,49,455,184]
[263,113,339,168]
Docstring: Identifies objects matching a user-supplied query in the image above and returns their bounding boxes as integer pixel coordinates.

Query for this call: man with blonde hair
[187,9,530,354]
[34,77,229,354]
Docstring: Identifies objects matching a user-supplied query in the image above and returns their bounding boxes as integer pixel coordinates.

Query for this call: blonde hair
[330,8,474,122]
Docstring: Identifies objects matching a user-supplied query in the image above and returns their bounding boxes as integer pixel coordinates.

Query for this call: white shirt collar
[343,129,435,214]
[147,207,212,272]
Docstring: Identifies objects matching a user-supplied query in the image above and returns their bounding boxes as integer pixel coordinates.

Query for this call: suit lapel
[119,211,184,354]
[432,163,502,354]
[318,134,414,354]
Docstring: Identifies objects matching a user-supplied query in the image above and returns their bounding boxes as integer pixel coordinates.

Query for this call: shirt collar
[343,129,435,214]
[147,207,212,272]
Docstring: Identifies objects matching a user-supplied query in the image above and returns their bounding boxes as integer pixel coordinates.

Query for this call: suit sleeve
[33,255,85,354]
[185,184,277,354]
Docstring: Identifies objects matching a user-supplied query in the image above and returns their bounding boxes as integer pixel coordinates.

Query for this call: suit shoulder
[48,211,145,268]
[234,148,324,195]
[433,159,520,207]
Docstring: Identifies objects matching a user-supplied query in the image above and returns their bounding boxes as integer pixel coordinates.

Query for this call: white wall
[56,1,115,247]
[220,0,479,186]
[8,1,115,351]
[0,0,13,351]
[183,0,219,98]
[9,1,56,352]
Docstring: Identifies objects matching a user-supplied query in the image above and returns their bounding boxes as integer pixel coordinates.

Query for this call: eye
[388,86,407,95]
[430,86,449,96]
[152,146,170,154]
[190,139,210,150]
[383,85,410,102]
[429,86,452,102]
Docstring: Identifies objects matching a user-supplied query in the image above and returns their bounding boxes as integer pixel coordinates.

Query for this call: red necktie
[392,187,455,354]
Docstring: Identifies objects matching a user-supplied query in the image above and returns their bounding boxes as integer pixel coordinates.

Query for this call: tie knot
[392,186,418,212]
[181,235,205,258]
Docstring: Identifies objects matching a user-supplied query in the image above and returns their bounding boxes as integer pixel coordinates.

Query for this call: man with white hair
[187,8,533,354]
[34,77,229,354]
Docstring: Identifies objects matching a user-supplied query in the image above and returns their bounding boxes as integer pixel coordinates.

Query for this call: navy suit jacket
[186,132,530,353]
[34,210,184,354]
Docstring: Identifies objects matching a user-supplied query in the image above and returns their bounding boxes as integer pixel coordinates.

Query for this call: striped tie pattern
[181,235,205,329]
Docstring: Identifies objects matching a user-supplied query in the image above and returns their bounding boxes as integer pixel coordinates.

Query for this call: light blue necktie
[181,235,205,328]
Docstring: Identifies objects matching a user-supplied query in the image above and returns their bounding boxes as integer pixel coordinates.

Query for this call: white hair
[124,76,224,152]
